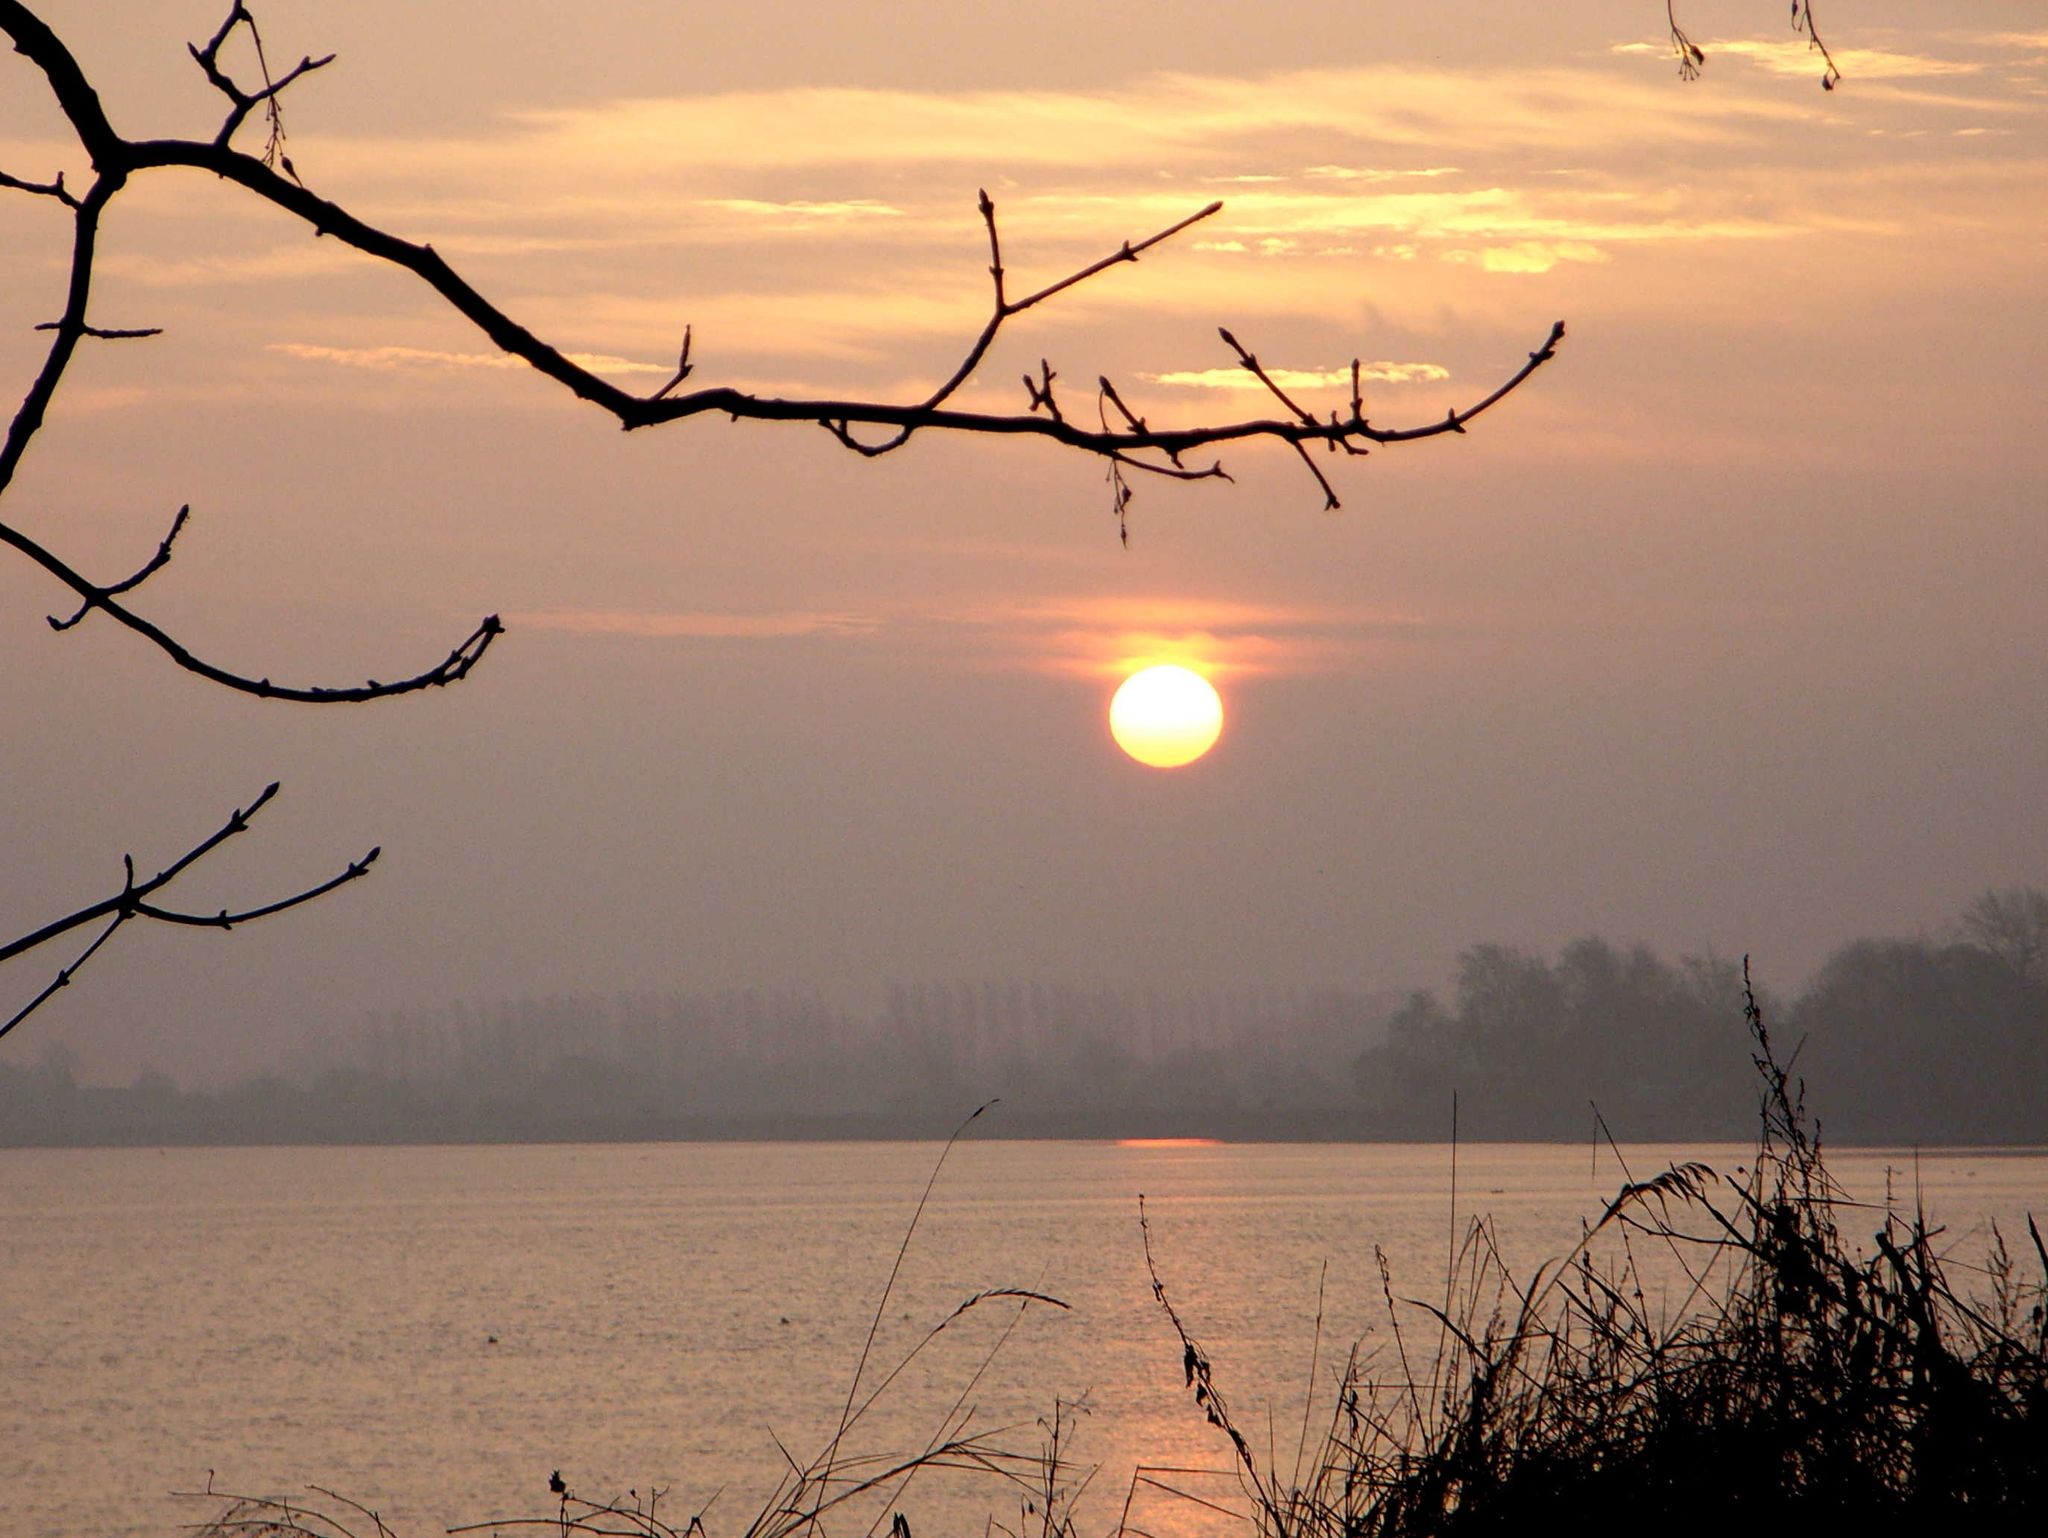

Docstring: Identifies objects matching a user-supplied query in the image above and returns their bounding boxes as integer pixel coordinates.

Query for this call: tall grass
[1142,961,2048,1533]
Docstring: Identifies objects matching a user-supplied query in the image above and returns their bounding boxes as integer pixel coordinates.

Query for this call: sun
[1109,664,1224,768]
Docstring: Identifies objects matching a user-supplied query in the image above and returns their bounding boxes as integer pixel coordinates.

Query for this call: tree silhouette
[1958,886,2048,989]
[0,2,1574,1040]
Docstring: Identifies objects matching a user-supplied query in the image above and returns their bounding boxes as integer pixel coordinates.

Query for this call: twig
[188,1,333,163]
[32,319,162,339]
[48,503,187,629]
[0,166,79,206]
[1666,0,1706,80]
[0,784,377,1041]
[1792,0,1843,91]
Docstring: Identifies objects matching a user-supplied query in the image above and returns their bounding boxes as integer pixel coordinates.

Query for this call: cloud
[704,198,906,220]
[1146,361,1450,390]
[94,245,361,288]
[483,61,1803,191]
[269,343,668,375]
[1698,39,1984,81]
[1303,165,1463,182]
[55,40,2037,407]
[955,595,1429,679]
[501,594,1423,678]
[510,609,884,640]
[1441,240,1612,274]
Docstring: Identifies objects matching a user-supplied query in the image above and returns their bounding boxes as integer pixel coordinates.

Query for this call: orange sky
[3,1,2045,1081]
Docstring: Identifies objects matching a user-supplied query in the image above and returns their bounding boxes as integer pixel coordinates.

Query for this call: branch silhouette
[0,3,501,703]
[0,785,378,1044]
[2,0,1565,560]
[1667,0,1842,89]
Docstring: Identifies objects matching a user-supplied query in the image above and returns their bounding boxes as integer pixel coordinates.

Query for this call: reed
[1140,960,2048,1534]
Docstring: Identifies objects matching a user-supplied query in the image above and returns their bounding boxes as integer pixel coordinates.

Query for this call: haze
[2,1,2044,1088]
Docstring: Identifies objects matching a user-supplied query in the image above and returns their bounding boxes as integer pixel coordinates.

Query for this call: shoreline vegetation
[187,965,2047,1537]
[1127,970,2048,1531]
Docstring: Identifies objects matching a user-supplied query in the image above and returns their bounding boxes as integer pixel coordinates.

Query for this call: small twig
[0,914,123,1045]
[132,847,377,929]
[1106,450,1229,486]
[1792,0,1843,91]
[1217,327,1319,429]
[1666,0,1706,80]
[0,167,79,207]
[1097,376,1148,436]
[188,2,333,163]
[650,325,693,401]
[1287,440,1340,511]
[1008,200,1222,314]
[32,319,162,339]
[48,503,187,629]
[1022,359,1063,423]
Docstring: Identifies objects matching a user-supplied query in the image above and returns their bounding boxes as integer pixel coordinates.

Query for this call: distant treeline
[1356,888,2048,1141]
[3,889,2043,1145]
[0,981,1399,1145]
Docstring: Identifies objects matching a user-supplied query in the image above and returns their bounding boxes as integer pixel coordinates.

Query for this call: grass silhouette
[1138,960,2047,1534]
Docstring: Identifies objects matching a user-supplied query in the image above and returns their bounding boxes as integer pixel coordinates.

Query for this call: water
[5,1140,2045,1538]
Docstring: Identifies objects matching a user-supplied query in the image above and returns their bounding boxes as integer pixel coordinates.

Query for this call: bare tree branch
[0,512,502,700]
[0,68,504,703]
[0,785,379,1043]
[0,1,1566,550]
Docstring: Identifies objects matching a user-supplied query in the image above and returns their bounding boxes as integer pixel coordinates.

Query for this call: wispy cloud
[1304,165,1464,182]
[59,35,2039,410]
[1980,31,2048,54]
[1689,39,1984,81]
[1442,240,1611,275]
[269,343,667,375]
[1146,361,1449,390]
[705,198,906,220]
[96,245,360,288]
[502,595,1421,679]
[510,609,884,640]
[956,595,1429,679]
[484,62,1805,189]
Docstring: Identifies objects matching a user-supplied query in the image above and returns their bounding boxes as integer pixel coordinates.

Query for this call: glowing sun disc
[1110,664,1224,768]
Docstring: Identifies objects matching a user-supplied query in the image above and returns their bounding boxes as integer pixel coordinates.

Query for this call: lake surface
[5,1139,2046,1538]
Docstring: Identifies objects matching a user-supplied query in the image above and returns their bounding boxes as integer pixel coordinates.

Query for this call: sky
[2,1,2045,1085]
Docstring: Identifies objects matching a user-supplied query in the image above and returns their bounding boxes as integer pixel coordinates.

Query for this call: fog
[4,2,2045,1103]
